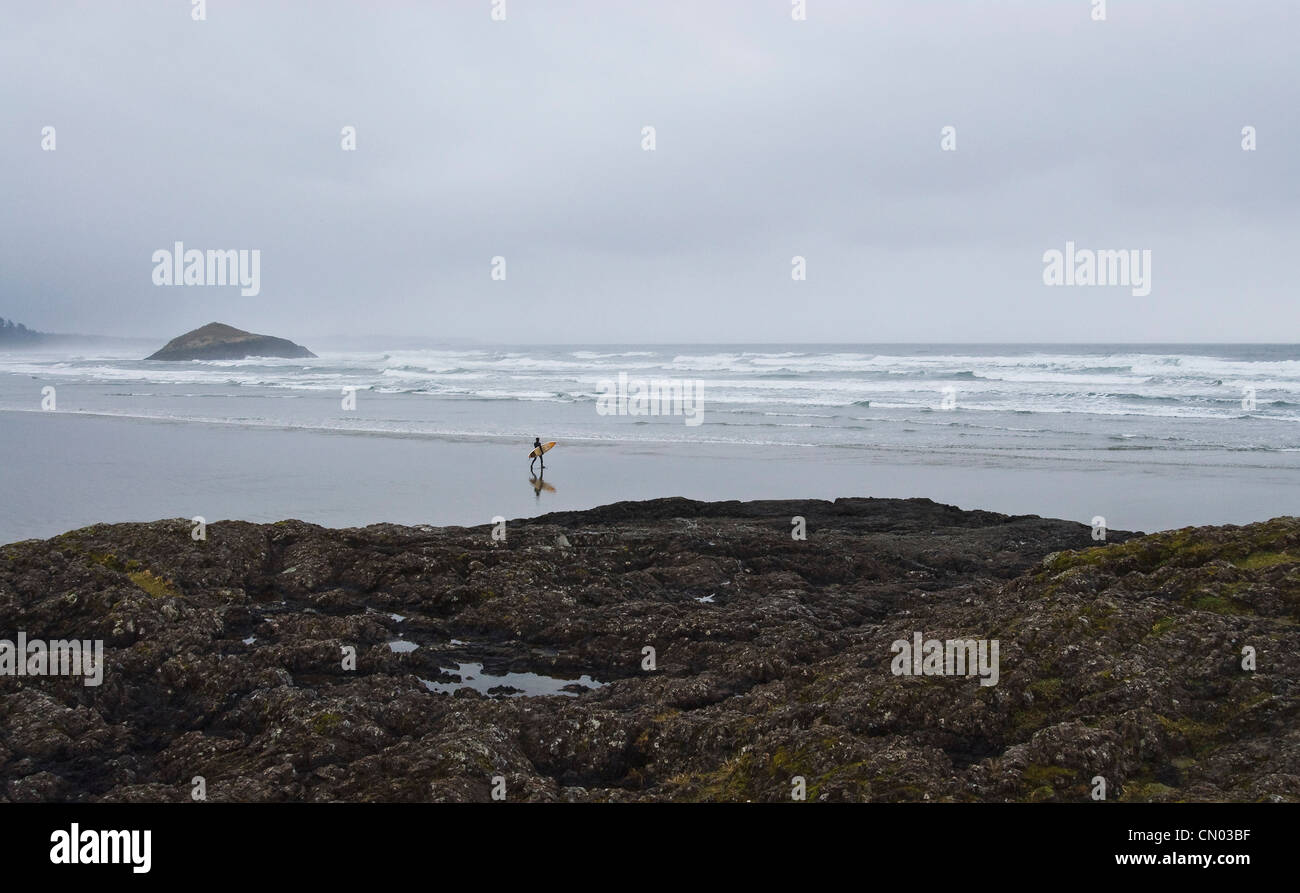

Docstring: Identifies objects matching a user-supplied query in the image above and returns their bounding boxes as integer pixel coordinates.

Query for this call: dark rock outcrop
[145,322,315,361]
[1,497,1296,802]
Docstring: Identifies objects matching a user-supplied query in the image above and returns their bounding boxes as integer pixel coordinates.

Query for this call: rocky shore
[1,497,1296,802]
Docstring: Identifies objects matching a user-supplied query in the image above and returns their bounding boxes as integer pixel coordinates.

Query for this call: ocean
[2,343,1298,543]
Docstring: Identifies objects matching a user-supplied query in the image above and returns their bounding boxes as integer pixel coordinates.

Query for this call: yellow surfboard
[528,441,556,459]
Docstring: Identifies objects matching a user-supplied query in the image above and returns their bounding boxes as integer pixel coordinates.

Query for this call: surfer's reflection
[528,471,556,501]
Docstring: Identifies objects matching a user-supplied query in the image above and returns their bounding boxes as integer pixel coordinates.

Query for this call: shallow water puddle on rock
[388,640,418,653]
[420,662,604,697]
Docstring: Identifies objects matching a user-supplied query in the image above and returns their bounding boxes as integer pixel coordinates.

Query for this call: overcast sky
[2,1,1297,343]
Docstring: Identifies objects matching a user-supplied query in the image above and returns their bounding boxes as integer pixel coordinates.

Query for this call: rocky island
[145,322,315,361]
[1,497,1296,802]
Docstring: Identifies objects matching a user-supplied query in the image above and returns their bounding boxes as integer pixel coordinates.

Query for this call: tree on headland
[0,317,46,344]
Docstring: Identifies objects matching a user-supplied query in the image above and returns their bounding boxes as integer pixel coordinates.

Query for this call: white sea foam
[3,345,1298,453]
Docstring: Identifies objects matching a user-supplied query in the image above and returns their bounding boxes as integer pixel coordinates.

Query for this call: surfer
[531,436,544,473]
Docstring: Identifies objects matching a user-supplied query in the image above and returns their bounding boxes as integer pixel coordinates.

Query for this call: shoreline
[9,402,1300,465]
[5,407,1300,546]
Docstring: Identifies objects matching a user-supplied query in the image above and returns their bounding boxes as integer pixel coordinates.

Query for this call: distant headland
[0,317,153,350]
[0,317,46,346]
